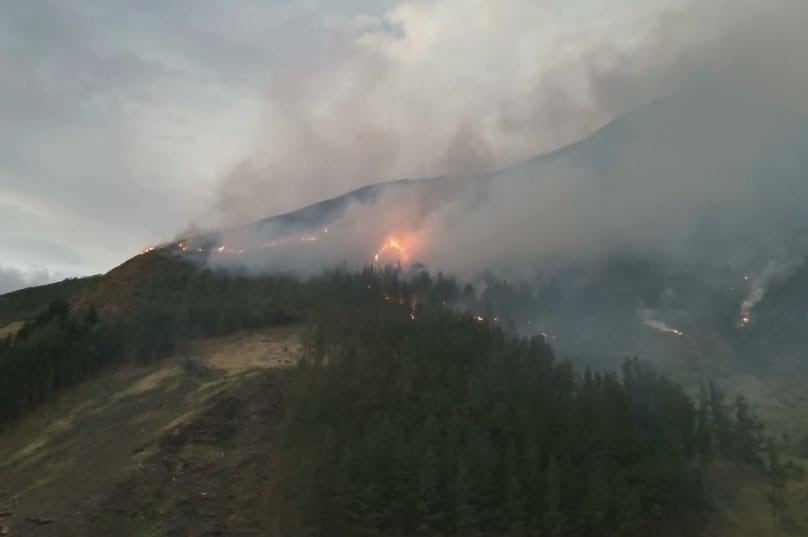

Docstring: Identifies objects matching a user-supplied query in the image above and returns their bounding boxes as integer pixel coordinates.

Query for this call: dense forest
[273,269,776,536]
[0,255,520,424]
[0,253,793,535]
[0,255,303,424]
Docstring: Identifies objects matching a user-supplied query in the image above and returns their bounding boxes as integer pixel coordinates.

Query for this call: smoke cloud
[639,309,684,337]
[158,0,808,334]
[209,0,808,234]
[740,257,805,317]
[162,0,808,369]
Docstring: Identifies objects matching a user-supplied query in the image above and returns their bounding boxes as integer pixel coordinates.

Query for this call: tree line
[273,268,777,537]
[0,257,304,425]
[0,257,793,534]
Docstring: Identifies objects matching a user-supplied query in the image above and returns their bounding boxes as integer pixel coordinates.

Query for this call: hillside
[178,90,808,257]
[2,90,808,536]
[0,326,300,537]
[0,277,101,327]
[1,306,805,536]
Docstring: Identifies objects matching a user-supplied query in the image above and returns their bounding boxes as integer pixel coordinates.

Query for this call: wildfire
[263,234,319,250]
[173,232,322,257]
[174,228,419,265]
[739,312,752,327]
[382,293,417,320]
[214,245,247,255]
[373,237,409,263]
[642,318,685,337]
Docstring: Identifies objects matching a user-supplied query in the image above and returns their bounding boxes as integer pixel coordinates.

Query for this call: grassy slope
[0,321,24,339]
[0,326,301,537]
[0,251,197,328]
[706,461,808,537]
[0,324,805,536]
[1,250,807,536]
[67,251,203,321]
[0,277,101,326]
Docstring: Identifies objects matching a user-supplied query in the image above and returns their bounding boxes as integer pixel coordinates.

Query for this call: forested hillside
[0,252,302,425]
[1,253,802,535]
[272,270,778,536]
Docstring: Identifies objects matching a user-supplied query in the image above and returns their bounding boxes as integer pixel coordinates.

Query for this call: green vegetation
[273,269,780,537]
[0,253,302,425]
[2,255,803,535]
[0,276,101,326]
[0,329,299,537]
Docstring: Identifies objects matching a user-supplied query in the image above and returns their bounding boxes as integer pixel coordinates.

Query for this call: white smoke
[171,0,808,298]
[639,309,684,336]
[740,257,805,317]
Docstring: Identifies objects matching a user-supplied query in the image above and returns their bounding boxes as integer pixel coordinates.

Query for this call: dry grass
[0,325,301,536]
[195,325,302,372]
[0,321,24,339]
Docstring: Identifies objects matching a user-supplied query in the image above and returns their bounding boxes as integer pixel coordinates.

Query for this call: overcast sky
[1,0,805,293]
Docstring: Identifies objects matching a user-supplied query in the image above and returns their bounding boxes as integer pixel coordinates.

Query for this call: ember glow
[382,294,416,320]
[642,319,684,337]
[739,312,752,327]
[164,227,423,271]
[373,237,409,264]
[262,234,319,250]
[170,232,323,257]
[373,237,407,263]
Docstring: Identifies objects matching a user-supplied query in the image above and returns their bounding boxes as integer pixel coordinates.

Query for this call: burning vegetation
[147,228,418,269]
[373,237,409,264]
[639,310,685,337]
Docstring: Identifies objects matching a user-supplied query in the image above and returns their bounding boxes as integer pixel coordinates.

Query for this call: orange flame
[373,237,409,263]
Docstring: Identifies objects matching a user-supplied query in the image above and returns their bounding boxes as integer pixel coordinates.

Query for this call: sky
[2,0,807,294]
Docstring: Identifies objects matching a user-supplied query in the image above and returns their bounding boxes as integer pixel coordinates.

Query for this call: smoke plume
[639,309,684,337]
[207,0,808,232]
[740,257,805,317]
[178,0,808,316]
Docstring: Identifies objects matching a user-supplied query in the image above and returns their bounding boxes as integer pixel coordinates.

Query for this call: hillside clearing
[0,322,24,339]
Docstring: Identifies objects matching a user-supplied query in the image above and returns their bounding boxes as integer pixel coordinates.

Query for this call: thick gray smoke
[186,0,808,378]
[186,0,808,310]
[208,0,808,228]
[201,0,808,281]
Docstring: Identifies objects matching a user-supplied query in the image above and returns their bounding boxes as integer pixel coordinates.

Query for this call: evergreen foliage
[0,256,303,424]
[275,270,730,537]
[0,259,777,536]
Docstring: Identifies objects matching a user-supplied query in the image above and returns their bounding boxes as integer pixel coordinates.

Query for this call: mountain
[164,90,808,376]
[3,90,808,536]
[183,89,808,268]
[6,89,808,358]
